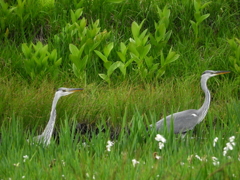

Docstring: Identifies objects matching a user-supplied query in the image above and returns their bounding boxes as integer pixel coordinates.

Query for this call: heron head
[56,87,84,97]
[201,70,230,78]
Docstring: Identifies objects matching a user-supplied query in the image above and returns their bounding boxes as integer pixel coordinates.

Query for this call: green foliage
[21,42,62,81]
[228,38,240,76]
[95,42,121,84]
[54,8,110,81]
[190,0,212,42]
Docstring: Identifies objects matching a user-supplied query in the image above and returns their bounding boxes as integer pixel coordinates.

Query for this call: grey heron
[32,87,83,145]
[150,70,230,134]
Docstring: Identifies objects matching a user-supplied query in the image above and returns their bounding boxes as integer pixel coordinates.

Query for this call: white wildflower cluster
[155,134,166,150]
[132,159,140,167]
[223,136,235,156]
[211,157,219,166]
[106,140,114,152]
[86,173,95,179]
[213,137,218,147]
[195,155,202,161]
[23,155,29,163]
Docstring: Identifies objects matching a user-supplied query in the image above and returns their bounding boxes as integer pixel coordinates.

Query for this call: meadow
[0,0,240,179]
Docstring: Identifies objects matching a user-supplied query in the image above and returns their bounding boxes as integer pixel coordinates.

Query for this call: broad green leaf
[21,43,31,58]
[193,0,200,12]
[201,1,212,10]
[99,74,110,84]
[165,48,180,64]
[104,61,112,70]
[145,56,154,68]
[140,44,151,58]
[118,62,126,77]
[75,8,83,20]
[70,10,76,23]
[107,61,120,76]
[73,64,81,78]
[49,49,57,62]
[120,42,127,53]
[79,55,88,70]
[104,42,114,57]
[69,44,80,55]
[94,50,108,62]
[197,14,210,24]
[117,52,126,63]
[131,21,140,39]
[54,58,62,67]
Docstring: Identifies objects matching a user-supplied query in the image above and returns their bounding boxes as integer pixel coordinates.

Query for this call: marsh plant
[21,41,62,81]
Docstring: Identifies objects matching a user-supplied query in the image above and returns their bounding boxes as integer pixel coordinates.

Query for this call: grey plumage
[150,70,230,134]
[32,87,83,146]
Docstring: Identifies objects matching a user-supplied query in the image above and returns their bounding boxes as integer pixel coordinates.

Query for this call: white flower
[195,155,202,161]
[155,155,161,159]
[106,140,114,152]
[223,150,227,156]
[23,155,29,162]
[22,176,25,179]
[13,163,20,167]
[180,162,185,166]
[229,136,235,142]
[213,137,218,147]
[132,159,140,167]
[62,160,65,166]
[212,157,219,166]
[155,134,166,143]
[158,142,165,149]
[226,142,233,150]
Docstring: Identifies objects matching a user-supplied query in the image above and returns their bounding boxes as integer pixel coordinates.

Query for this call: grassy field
[0,0,240,179]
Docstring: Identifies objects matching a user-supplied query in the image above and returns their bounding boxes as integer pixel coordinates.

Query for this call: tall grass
[0,0,240,179]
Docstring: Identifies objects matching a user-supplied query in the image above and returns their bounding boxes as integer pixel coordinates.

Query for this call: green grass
[0,0,240,179]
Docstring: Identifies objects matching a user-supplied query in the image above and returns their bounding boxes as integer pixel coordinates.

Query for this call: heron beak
[68,88,84,92]
[215,71,231,75]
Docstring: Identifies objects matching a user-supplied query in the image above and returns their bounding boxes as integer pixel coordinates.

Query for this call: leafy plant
[95,42,121,84]
[55,8,110,81]
[190,0,212,42]
[228,38,240,75]
[124,5,179,81]
[21,41,62,81]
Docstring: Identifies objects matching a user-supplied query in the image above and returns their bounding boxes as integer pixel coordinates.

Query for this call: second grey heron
[150,70,230,134]
[32,87,83,145]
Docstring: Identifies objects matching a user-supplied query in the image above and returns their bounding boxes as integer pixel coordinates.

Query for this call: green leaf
[140,44,151,58]
[117,52,126,63]
[49,49,57,62]
[120,42,127,53]
[197,14,210,24]
[131,21,140,39]
[165,48,180,64]
[99,74,110,84]
[54,58,62,67]
[118,62,126,77]
[103,42,114,57]
[73,64,81,78]
[22,43,31,58]
[94,50,108,62]
[69,44,80,55]
[107,61,120,76]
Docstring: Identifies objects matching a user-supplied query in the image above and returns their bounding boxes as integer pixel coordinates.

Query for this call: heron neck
[41,93,60,144]
[197,76,211,123]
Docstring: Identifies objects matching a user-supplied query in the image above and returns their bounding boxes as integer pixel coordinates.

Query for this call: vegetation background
[0,0,239,179]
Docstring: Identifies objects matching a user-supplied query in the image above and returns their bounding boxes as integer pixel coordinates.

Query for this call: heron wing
[155,109,199,134]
